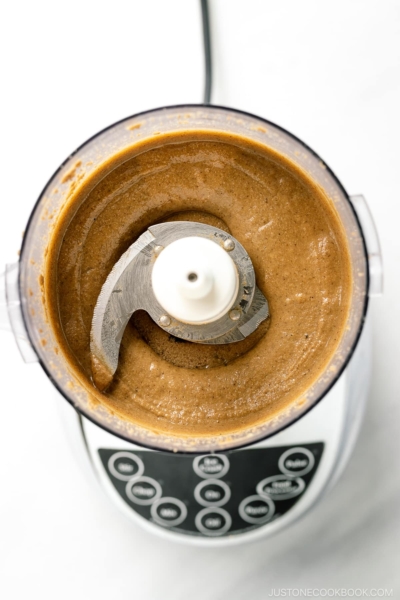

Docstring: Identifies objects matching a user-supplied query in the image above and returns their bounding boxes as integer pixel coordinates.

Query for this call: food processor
[0,4,383,546]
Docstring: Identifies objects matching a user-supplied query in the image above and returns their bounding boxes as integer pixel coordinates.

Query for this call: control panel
[98,443,323,537]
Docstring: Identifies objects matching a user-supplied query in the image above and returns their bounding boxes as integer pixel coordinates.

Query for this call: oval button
[194,479,231,507]
[193,455,230,479]
[257,475,305,500]
[195,507,232,536]
[126,476,162,506]
[151,497,187,528]
[239,495,275,525]
[278,447,315,476]
[108,452,145,481]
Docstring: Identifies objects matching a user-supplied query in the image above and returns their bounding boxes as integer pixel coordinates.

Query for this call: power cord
[200,0,213,104]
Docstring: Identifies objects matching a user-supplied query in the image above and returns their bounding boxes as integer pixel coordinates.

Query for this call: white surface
[152,236,238,323]
[0,0,399,599]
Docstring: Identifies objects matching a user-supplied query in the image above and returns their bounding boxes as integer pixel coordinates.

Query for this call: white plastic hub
[151,236,239,324]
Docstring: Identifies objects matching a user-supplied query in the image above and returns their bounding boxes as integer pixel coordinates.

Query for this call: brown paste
[45,130,352,438]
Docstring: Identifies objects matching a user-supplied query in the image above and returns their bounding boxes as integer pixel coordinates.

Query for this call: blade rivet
[223,238,235,252]
[154,245,164,256]
[229,309,241,321]
[160,315,171,327]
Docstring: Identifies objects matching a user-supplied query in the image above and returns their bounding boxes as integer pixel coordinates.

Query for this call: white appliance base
[58,315,370,547]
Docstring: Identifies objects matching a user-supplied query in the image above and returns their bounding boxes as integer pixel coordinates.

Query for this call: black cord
[200,0,213,104]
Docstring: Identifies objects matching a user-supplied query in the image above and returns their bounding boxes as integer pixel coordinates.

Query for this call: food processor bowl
[14,104,371,452]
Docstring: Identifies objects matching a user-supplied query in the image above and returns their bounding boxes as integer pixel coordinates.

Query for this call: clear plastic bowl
[18,105,369,452]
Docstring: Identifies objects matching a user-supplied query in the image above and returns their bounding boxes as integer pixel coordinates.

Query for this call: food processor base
[57,315,371,546]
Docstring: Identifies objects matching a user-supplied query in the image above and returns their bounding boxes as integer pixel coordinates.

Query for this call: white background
[0,1,399,598]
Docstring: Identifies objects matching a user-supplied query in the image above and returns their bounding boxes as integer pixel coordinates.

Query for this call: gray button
[151,497,187,527]
[126,476,162,506]
[108,451,145,481]
[238,495,275,525]
[193,454,230,479]
[278,447,315,476]
[195,507,232,536]
[257,474,305,500]
[194,479,231,507]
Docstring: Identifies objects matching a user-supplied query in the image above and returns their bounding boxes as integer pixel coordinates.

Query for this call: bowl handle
[350,195,383,297]
[1,262,38,363]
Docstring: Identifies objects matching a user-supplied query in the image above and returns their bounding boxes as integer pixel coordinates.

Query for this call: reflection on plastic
[0,270,12,332]
[350,195,383,297]
[3,262,38,363]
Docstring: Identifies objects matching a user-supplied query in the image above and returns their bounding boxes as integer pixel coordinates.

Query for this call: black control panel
[99,443,323,537]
